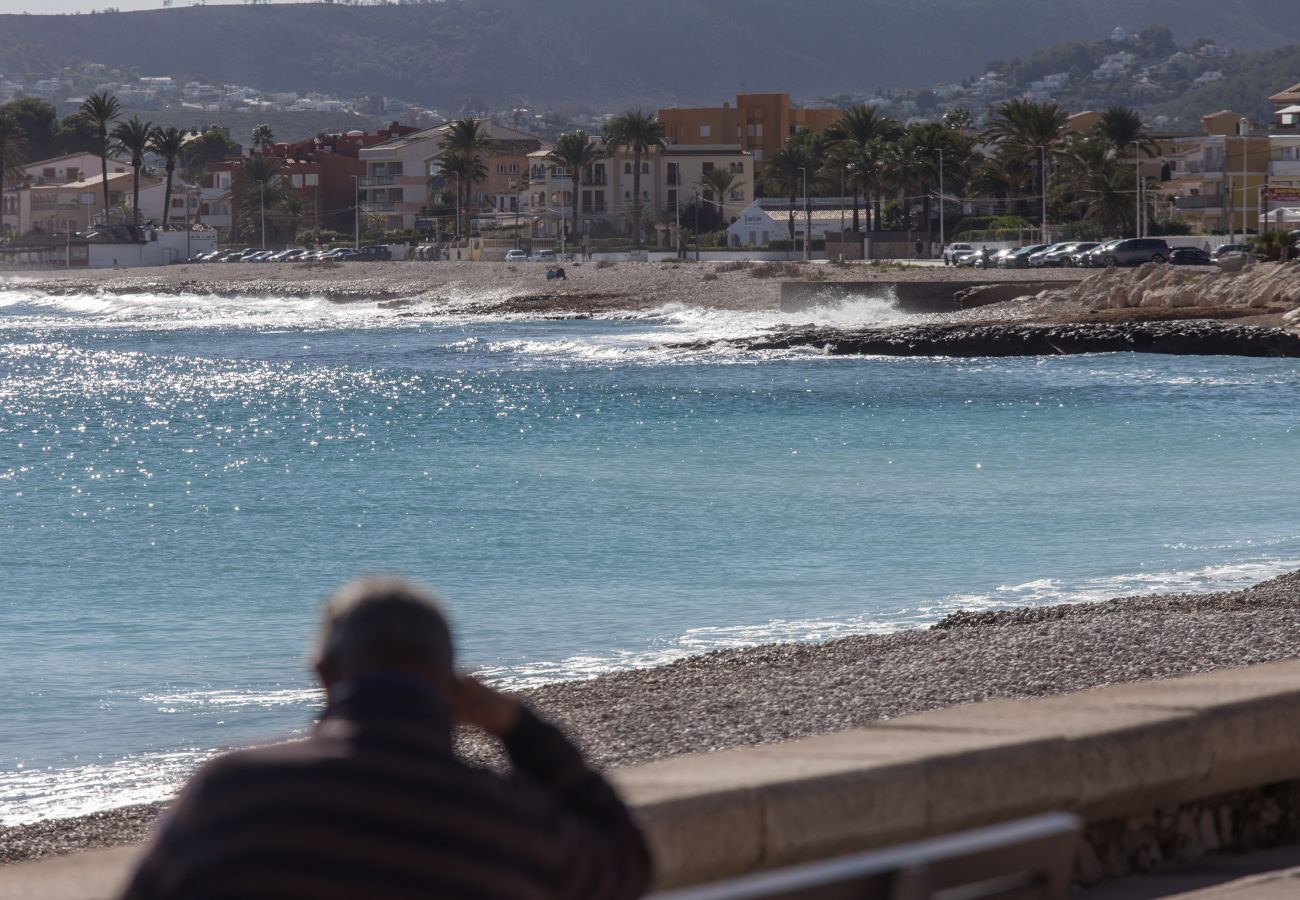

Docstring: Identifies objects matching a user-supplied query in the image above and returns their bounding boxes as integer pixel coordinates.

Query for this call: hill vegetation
[0,0,1298,109]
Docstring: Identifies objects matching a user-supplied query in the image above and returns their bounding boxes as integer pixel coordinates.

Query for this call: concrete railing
[617,659,1300,889]
[8,660,1300,898]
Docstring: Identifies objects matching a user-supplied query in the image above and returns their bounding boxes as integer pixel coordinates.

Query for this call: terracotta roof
[1269,83,1300,103]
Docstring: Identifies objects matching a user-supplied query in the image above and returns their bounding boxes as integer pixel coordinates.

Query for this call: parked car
[989,248,1017,267]
[1100,238,1171,267]
[531,249,558,262]
[1211,243,1252,259]
[1002,245,1048,269]
[268,248,304,262]
[504,249,529,262]
[1077,239,1123,268]
[354,245,392,261]
[1055,242,1098,266]
[218,248,254,262]
[1169,247,1215,266]
[942,242,974,265]
[1027,243,1075,267]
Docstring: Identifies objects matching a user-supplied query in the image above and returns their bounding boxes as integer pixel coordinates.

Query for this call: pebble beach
[4,569,1299,865]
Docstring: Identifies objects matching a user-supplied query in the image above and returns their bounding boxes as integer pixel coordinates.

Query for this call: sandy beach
[4,568,1299,865]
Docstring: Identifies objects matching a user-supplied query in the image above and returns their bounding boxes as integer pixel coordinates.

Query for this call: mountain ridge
[2,0,1299,110]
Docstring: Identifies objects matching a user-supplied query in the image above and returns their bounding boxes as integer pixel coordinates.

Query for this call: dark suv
[1102,238,1171,267]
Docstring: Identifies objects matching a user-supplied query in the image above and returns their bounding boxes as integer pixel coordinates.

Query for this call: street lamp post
[1039,145,1048,243]
[454,172,461,241]
[259,182,266,251]
[937,148,945,254]
[352,175,360,251]
[1130,140,1142,239]
[799,166,810,261]
[693,190,700,261]
[1239,118,1249,244]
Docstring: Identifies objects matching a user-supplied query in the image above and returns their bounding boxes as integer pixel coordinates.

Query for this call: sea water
[1,286,1298,824]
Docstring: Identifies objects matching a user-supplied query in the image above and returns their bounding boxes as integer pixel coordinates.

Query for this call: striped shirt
[119,677,652,900]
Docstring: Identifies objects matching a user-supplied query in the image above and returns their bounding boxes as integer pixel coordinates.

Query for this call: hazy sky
[0,0,295,12]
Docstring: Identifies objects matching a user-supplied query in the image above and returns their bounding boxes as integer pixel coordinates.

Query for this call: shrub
[715,260,752,273]
[595,259,615,269]
[749,261,804,278]
[702,272,719,281]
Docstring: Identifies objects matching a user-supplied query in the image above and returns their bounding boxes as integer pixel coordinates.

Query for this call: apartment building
[1265,82,1300,221]
[658,93,840,171]
[524,142,754,241]
[1162,110,1268,235]
[358,120,547,231]
[2,152,131,233]
[22,172,174,232]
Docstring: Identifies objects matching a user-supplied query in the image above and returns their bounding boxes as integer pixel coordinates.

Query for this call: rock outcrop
[687,321,1300,358]
[1033,261,1300,315]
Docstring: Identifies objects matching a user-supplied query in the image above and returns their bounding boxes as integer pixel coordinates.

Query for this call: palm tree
[233,153,287,246]
[545,130,602,246]
[984,98,1069,226]
[698,167,740,227]
[0,113,28,239]
[78,92,121,225]
[882,140,928,234]
[604,110,665,249]
[898,121,974,246]
[112,115,153,226]
[826,104,900,232]
[439,118,495,224]
[251,123,274,149]
[148,126,186,228]
[1096,107,1153,156]
[763,141,813,245]
[436,149,487,237]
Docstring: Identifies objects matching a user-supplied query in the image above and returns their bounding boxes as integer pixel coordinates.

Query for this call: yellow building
[658,93,841,171]
[1162,110,1268,236]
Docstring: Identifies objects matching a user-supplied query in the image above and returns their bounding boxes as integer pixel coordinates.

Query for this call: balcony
[581,203,608,214]
[580,173,607,186]
[362,201,397,213]
[1174,195,1223,211]
[1269,160,1300,177]
[359,175,396,187]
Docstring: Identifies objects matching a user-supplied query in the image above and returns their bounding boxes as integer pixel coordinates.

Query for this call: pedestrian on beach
[118,577,652,900]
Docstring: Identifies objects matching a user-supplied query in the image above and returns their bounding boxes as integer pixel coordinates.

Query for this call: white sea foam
[478,556,1300,689]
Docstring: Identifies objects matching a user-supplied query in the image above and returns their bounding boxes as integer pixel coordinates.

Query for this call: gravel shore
[2,259,1085,317]
[5,568,1299,865]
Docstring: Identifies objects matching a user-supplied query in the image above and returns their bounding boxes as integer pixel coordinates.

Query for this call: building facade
[358,120,547,232]
[658,93,841,171]
[524,142,754,242]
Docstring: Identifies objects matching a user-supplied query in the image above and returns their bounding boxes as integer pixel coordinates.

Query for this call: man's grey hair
[314,577,455,681]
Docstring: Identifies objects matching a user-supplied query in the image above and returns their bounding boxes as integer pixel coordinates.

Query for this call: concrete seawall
[779,280,1071,314]
[7,660,1300,898]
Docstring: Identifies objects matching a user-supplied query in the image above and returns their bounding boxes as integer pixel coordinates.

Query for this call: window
[497,163,505,174]
[305,174,318,186]
[476,190,485,202]
[509,162,518,173]
[699,125,711,138]
[736,162,744,173]
[754,150,764,162]
[641,162,649,174]
[291,174,303,187]
[703,162,714,175]
[43,167,55,178]
[624,162,632,174]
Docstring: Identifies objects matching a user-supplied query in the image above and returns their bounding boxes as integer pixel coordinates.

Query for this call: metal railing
[362,201,397,212]
[359,175,396,187]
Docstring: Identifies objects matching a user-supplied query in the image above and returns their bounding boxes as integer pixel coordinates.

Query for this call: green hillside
[0,0,1298,109]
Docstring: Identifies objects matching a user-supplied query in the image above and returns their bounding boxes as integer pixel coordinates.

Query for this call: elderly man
[120,578,653,900]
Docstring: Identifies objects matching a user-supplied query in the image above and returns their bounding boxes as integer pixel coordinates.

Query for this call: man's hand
[447,674,522,737]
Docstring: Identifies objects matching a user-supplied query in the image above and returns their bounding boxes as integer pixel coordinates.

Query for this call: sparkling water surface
[2,288,1298,823]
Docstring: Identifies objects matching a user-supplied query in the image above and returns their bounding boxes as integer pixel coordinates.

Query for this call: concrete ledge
[617,659,1300,888]
[8,660,1300,897]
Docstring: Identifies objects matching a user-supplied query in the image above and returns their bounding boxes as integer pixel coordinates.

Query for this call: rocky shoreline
[687,320,1300,357]
[5,568,1299,865]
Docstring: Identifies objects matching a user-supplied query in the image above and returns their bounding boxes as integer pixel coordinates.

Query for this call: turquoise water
[2,287,1299,823]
